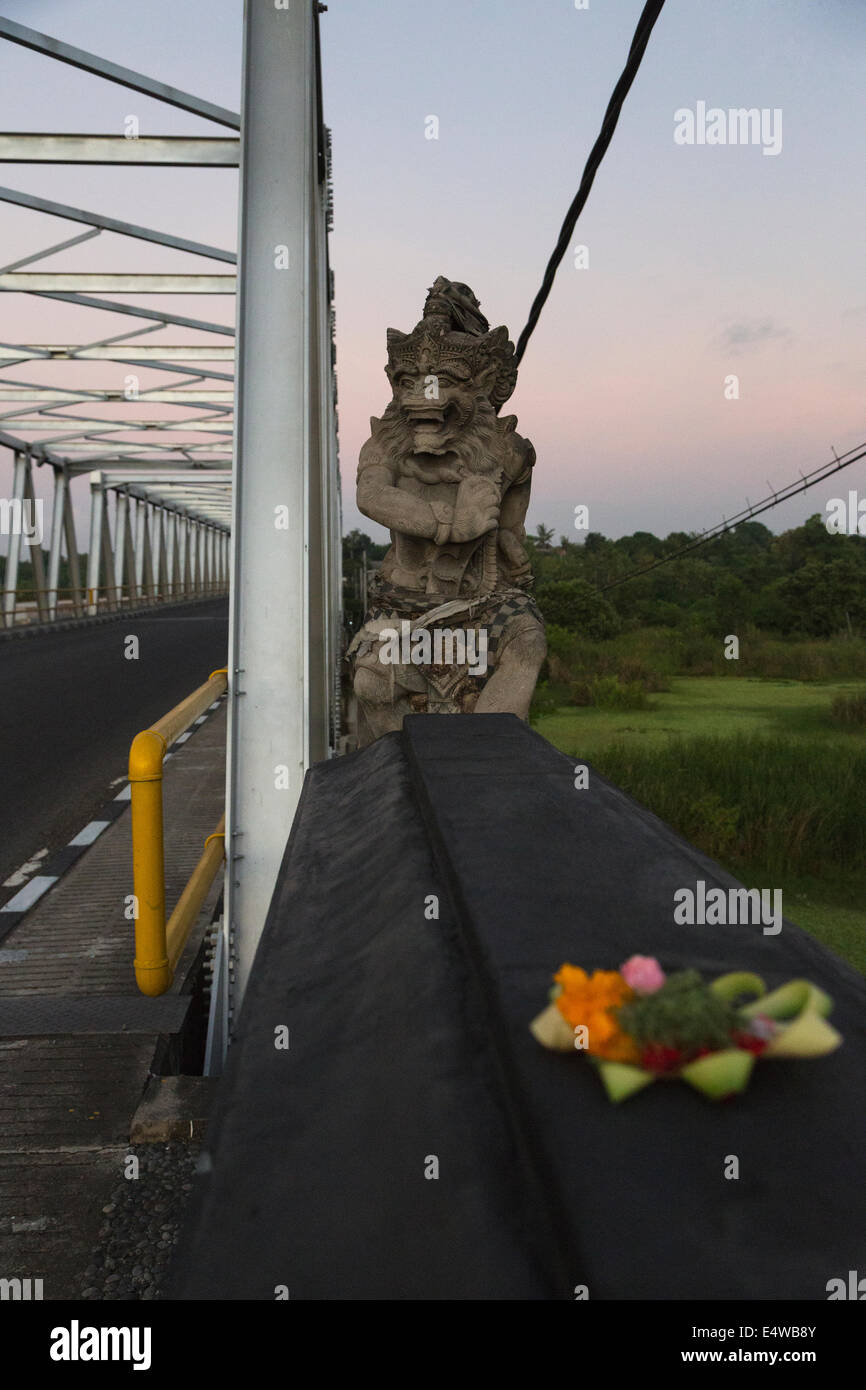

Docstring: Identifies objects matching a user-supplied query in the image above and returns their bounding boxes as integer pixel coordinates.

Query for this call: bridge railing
[1,582,229,628]
[129,667,227,996]
[1,453,231,629]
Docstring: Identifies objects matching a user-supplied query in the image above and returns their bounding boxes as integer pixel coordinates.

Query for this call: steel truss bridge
[0,6,341,1064]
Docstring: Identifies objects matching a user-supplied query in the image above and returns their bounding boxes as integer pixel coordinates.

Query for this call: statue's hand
[498,528,532,579]
[450,475,501,542]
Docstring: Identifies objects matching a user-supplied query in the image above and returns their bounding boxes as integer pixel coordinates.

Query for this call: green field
[534,676,866,756]
[533,677,866,975]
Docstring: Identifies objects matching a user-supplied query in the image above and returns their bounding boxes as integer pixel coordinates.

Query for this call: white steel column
[192,521,202,594]
[151,506,164,600]
[123,497,138,606]
[101,492,119,611]
[2,451,27,625]
[181,517,192,597]
[62,477,84,615]
[134,496,147,595]
[85,471,104,614]
[174,513,184,597]
[47,466,67,618]
[220,0,321,1051]
[113,491,129,595]
[22,456,48,621]
[140,503,155,601]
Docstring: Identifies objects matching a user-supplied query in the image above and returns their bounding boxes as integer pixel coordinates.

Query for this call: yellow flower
[553,964,640,1064]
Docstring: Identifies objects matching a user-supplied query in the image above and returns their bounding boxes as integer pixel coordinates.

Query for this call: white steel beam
[0,346,236,361]
[98,471,232,485]
[0,186,235,261]
[32,291,234,335]
[5,417,233,432]
[0,228,101,273]
[0,388,234,403]
[0,273,236,293]
[0,18,240,129]
[0,135,238,166]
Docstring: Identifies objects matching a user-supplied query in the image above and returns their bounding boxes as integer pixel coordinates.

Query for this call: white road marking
[3,847,49,888]
[0,876,58,912]
[68,821,110,847]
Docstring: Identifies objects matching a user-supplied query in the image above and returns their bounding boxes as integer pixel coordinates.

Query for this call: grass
[532,676,866,975]
[750,875,865,976]
[533,677,866,757]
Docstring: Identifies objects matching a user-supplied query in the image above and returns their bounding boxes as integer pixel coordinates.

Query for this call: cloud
[715,319,792,354]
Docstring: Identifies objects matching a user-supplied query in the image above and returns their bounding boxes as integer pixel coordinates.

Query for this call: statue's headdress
[385,277,518,411]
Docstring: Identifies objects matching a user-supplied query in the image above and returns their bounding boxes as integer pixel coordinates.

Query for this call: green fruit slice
[762,1010,842,1058]
[595,1060,656,1103]
[709,971,765,1004]
[529,1001,575,1052]
[680,1048,755,1100]
[740,979,832,1022]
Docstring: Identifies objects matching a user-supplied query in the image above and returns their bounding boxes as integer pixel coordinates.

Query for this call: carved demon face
[392,364,477,455]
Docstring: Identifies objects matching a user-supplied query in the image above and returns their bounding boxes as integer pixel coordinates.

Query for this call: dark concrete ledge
[174,715,866,1300]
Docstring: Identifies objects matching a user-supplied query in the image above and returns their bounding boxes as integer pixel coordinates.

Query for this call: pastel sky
[0,0,863,549]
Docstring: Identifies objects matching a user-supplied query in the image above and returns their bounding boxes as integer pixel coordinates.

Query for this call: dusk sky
[0,0,863,548]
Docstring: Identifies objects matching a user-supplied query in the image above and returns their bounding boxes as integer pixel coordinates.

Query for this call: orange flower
[553,964,641,1063]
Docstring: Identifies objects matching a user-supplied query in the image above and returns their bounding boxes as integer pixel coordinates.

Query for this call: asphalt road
[0,600,229,904]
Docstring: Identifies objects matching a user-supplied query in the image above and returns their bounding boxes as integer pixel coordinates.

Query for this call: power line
[596,440,866,593]
[514,0,667,368]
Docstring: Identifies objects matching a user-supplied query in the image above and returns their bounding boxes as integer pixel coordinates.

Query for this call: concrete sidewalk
[0,703,225,1300]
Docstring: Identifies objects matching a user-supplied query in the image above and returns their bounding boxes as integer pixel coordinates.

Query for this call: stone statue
[348,277,546,746]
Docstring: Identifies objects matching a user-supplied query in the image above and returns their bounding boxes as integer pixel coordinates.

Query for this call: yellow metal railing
[129,667,228,996]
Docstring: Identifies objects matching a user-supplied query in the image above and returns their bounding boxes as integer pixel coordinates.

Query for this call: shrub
[536,579,620,638]
[574,675,649,710]
[830,692,866,727]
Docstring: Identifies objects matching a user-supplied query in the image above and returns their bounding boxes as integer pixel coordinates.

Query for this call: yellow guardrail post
[130,668,228,996]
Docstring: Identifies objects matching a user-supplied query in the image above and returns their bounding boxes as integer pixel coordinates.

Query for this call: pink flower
[620,955,666,994]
